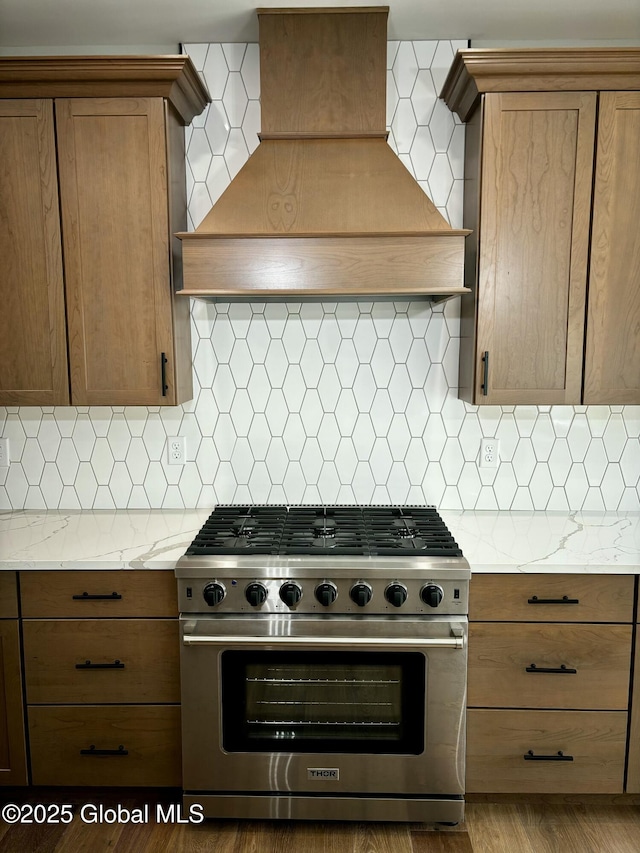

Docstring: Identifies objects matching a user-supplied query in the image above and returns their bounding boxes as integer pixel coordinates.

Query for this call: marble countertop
[0,509,638,574]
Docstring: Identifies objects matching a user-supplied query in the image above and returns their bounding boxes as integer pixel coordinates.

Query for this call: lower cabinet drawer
[28,705,181,787]
[23,620,179,704]
[468,622,632,709]
[466,709,627,793]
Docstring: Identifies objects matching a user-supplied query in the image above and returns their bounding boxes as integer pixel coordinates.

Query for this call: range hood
[177,6,469,299]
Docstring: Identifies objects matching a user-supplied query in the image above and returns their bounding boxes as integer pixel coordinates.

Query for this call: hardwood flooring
[0,792,639,853]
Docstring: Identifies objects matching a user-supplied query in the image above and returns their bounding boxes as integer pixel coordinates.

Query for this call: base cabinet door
[467,709,627,793]
[0,620,28,785]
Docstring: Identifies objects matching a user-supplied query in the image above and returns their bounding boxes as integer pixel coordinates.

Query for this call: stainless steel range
[175,505,470,824]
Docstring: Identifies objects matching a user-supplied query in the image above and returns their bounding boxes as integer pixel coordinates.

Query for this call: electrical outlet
[0,438,9,467]
[479,438,500,469]
[167,436,186,465]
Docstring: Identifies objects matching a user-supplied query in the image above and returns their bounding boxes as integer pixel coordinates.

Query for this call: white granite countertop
[442,510,640,574]
[0,509,638,574]
[0,510,210,570]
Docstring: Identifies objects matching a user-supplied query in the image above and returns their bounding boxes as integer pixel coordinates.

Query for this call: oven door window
[221,650,425,754]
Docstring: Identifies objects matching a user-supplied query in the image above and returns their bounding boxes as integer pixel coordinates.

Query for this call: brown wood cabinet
[0,57,209,406]
[466,573,634,794]
[20,569,181,786]
[627,598,640,792]
[0,573,28,785]
[442,50,640,405]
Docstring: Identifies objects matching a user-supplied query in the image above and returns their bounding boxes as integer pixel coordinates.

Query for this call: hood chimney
[177,6,469,298]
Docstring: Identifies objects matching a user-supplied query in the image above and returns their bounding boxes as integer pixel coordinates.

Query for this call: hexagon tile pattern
[0,40,639,512]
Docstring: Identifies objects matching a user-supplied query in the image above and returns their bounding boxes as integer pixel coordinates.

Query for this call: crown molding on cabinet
[0,55,210,125]
[442,48,640,121]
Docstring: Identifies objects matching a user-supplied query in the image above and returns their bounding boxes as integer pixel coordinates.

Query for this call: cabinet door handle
[72,592,122,601]
[524,750,573,762]
[480,350,489,395]
[527,595,579,605]
[80,744,128,756]
[526,663,577,674]
[161,352,168,396]
[75,660,125,670]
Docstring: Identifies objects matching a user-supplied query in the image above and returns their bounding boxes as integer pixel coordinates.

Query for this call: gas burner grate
[184,505,463,558]
[280,506,369,555]
[185,506,288,555]
[363,507,463,557]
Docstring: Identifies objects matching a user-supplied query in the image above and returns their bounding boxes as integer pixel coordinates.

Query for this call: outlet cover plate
[167,436,186,465]
[479,438,500,468]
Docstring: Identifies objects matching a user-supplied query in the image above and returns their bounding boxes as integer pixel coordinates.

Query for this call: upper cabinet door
[56,98,175,406]
[0,100,69,405]
[584,91,640,405]
[476,92,596,405]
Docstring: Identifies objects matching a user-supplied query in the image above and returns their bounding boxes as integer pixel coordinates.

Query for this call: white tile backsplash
[1,40,639,512]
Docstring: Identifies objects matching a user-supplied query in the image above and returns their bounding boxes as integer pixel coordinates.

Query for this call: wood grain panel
[0,99,69,405]
[626,631,640,792]
[191,138,457,236]
[474,92,595,404]
[466,709,627,793]
[458,102,483,403]
[469,574,634,623]
[56,97,175,405]
[0,573,18,619]
[584,91,640,404]
[19,570,177,618]
[468,623,631,710]
[0,621,27,785]
[28,705,181,786]
[181,235,467,296]
[258,8,387,134]
[164,103,192,403]
[23,619,179,704]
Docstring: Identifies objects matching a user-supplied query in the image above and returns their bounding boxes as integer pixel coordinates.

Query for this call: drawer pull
[75,660,125,670]
[526,663,577,674]
[72,592,122,601]
[527,595,579,605]
[524,750,573,762]
[80,744,128,756]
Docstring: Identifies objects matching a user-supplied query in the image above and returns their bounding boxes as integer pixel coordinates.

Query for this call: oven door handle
[182,634,465,650]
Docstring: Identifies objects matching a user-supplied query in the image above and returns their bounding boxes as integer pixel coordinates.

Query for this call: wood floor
[1,793,640,853]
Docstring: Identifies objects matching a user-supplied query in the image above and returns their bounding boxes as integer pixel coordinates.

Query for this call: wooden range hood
[177,6,470,299]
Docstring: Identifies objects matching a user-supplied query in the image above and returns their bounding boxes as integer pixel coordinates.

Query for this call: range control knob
[203,581,226,607]
[315,582,338,607]
[385,582,408,608]
[421,583,444,608]
[350,581,373,607]
[245,582,268,607]
[280,581,303,607]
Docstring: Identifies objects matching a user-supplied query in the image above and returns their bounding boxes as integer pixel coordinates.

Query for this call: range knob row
[203,581,444,608]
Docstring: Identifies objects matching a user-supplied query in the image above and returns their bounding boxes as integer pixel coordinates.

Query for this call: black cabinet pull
[527,595,579,605]
[80,745,128,756]
[526,663,577,674]
[72,592,122,601]
[161,352,168,396]
[524,750,573,762]
[480,350,489,395]
[75,660,125,670]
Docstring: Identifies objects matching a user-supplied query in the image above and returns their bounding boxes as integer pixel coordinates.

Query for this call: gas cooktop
[176,506,469,615]
[183,505,463,558]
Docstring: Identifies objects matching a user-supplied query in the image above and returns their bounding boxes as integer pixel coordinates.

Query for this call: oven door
[180,615,467,797]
